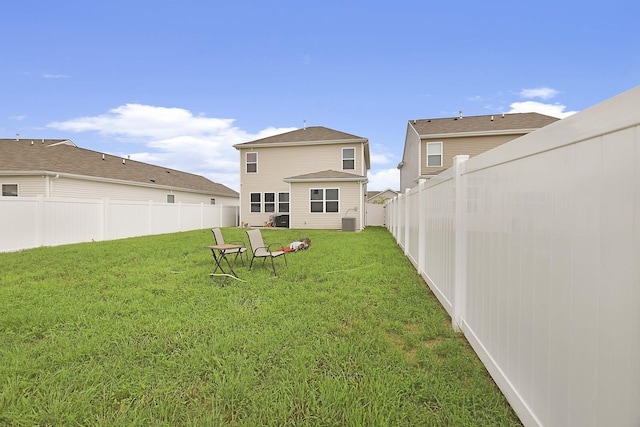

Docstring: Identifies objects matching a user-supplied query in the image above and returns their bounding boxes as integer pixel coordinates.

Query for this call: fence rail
[0,197,239,252]
[387,86,640,427]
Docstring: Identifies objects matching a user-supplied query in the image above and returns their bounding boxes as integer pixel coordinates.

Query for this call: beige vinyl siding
[0,176,46,197]
[238,143,365,226]
[399,125,421,191]
[13,176,235,205]
[420,134,525,174]
[289,181,361,230]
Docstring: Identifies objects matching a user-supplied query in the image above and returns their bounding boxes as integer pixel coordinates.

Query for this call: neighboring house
[233,126,369,230]
[398,112,559,190]
[0,138,238,204]
[366,189,398,205]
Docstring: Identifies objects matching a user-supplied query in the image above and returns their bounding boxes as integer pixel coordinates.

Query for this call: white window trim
[426,142,443,167]
[246,151,258,173]
[264,192,276,213]
[250,192,261,212]
[310,188,340,213]
[342,147,356,170]
[278,192,290,213]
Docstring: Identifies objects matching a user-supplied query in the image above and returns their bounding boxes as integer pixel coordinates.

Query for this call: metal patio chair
[211,228,248,265]
[246,229,287,275]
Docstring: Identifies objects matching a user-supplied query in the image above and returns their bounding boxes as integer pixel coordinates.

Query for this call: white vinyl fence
[387,86,640,427]
[0,197,239,253]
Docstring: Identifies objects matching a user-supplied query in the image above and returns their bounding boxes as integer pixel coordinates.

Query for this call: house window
[342,148,355,170]
[167,194,175,203]
[278,192,289,213]
[246,152,257,173]
[211,198,216,205]
[2,184,18,196]
[250,192,261,212]
[310,188,339,213]
[427,142,443,167]
[264,192,275,213]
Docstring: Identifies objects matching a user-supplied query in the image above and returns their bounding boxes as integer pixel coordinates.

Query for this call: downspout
[48,173,60,197]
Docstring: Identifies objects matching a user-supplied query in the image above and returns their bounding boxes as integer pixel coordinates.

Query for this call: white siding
[0,175,238,205]
[289,181,362,230]
[238,142,366,227]
[399,125,421,191]
[0,175,46,197]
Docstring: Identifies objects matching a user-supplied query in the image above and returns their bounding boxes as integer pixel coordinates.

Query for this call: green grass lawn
[0,227,521,426]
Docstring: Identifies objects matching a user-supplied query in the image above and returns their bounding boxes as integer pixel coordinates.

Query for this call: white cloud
[47,104,296,191]
[10,115,26,121]
[508,101,577,119]
[369,143,395,165]
[43,73,70,79]
[519,87,559,100]
[367,168,399,191]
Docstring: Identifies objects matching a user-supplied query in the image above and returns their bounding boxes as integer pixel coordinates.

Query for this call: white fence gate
[0,197,239,253]
[365,202,386,226]
[386,86,640,427]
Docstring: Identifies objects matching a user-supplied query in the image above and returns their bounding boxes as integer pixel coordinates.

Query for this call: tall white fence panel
[0,197,239,253]
[386,86,640,427]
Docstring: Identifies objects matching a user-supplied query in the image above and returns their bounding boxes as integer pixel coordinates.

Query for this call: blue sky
[2,0,638,191]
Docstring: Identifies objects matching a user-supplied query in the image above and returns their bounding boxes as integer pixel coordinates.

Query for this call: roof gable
[284,169,367,181]
[410,112,559,136]
[234,126,366,146]
[0,138,238,197]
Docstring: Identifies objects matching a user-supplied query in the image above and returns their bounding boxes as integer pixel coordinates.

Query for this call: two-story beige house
[233,126,369,230]
[398,112,559,190]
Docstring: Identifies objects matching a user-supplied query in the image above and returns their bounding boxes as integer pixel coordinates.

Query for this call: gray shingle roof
[0,138,238,197]
[410,112,559,136]
[234,126,366,146]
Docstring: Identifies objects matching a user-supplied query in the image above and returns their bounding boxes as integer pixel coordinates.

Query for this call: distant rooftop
[410,112,559,136]
[0,138,238,197]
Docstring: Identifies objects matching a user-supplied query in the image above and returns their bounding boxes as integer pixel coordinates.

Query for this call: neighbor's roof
[283,169,367,182]
[410,112,559,137]
[234,126,367,147]
[0,138,238,197]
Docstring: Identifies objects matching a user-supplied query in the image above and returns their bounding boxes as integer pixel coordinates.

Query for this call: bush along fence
[386,86,640,427]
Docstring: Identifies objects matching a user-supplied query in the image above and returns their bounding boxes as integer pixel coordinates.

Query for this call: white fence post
[418,179,426,276]
[403,188,411,255]
[36,195,44,248]
[453,155,469,332]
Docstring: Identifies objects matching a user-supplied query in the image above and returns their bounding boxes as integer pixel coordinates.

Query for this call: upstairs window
[210,198,216,205]
[342,148,355,170]
[427,142,443,167]
[167,194,175,203]
[310,188,339,213]
[246,152,258,173]
[2,184,18,196]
